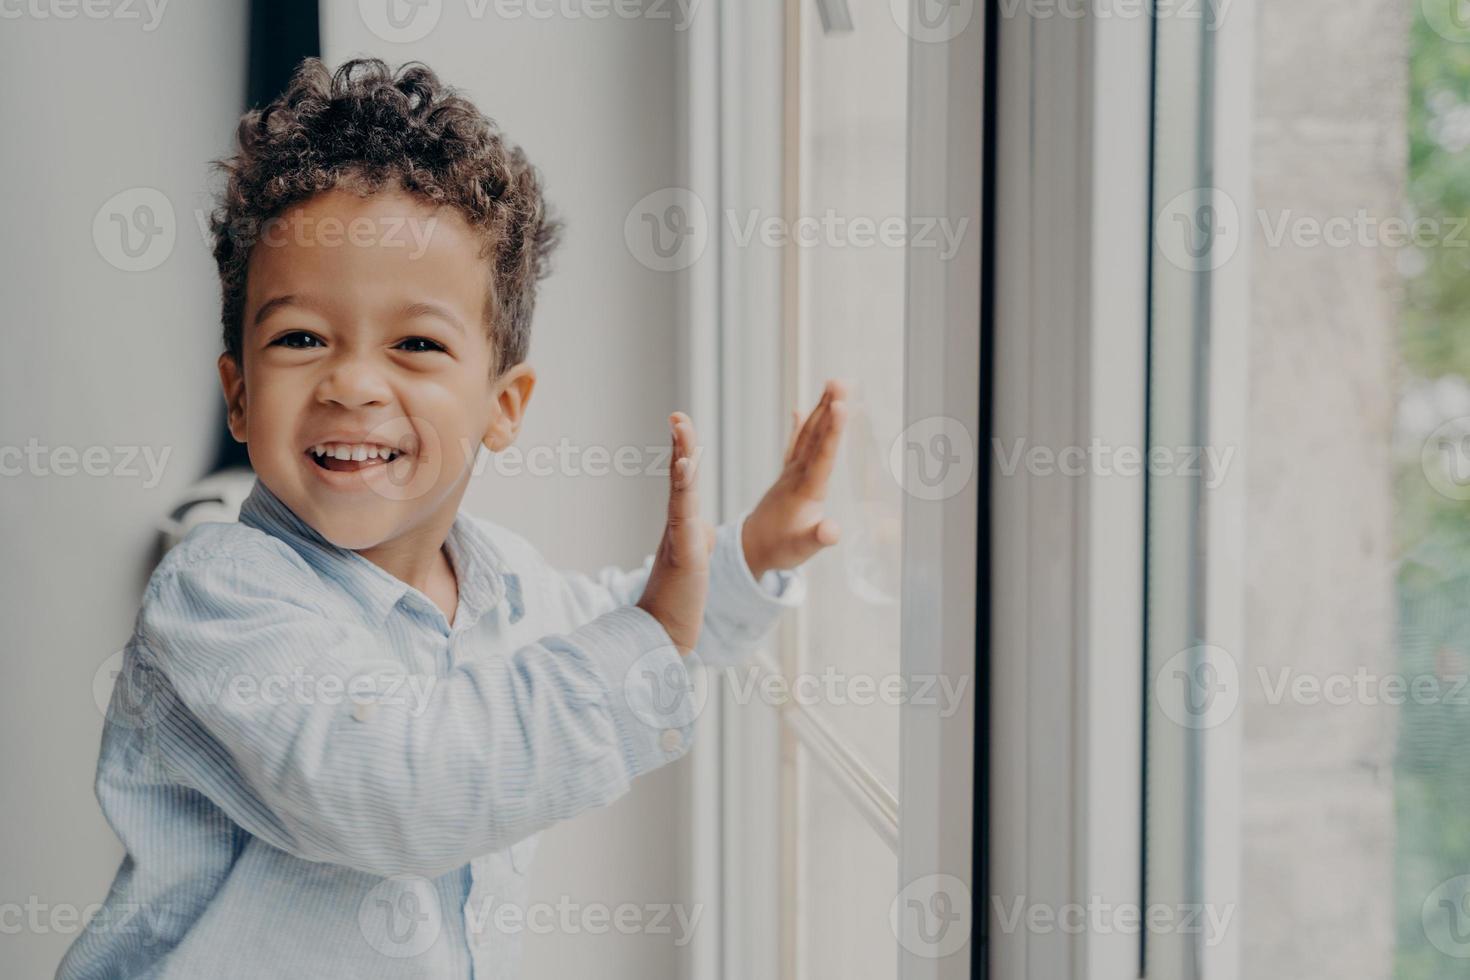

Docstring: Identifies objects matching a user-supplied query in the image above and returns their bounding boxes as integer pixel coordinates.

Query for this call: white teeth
[310,443,400,462]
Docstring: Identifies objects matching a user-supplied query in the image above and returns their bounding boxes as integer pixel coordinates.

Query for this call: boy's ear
[217,352,248,443]
[484,363,536,452]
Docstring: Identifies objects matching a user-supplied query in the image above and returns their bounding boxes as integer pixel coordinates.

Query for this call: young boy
[57,58,846,979]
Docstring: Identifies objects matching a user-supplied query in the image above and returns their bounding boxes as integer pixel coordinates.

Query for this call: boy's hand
[636,412,715,657]
[741,379,849,580]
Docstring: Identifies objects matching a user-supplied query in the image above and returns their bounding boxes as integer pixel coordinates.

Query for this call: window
[697,2,983,979]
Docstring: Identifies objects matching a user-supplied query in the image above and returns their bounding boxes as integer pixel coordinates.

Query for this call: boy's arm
[553,506,805,670]
[135,547,698,881]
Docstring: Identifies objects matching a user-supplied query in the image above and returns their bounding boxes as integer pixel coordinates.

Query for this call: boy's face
[217,187,534,551]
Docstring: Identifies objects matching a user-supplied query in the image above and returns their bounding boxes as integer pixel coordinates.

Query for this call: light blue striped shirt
[57,477,802,979]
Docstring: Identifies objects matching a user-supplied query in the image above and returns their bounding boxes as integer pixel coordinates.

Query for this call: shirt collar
[237,477,523,631]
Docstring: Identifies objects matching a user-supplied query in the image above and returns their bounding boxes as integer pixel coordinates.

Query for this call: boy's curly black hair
[209,57,562,378]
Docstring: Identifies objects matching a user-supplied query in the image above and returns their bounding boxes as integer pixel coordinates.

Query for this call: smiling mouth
[307,445,405,473]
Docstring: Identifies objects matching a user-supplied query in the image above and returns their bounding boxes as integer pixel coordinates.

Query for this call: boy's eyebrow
[253,293,319,327]
[397,301,467,336]
[251,296,467,336]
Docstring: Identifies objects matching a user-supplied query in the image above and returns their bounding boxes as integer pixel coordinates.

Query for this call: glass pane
[795,0,910,796]
[1143,8,1211,979]
[798,743,899,980]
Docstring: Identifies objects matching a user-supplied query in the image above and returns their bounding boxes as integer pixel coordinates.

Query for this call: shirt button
[352,701,378,723]
[660,728,683,753]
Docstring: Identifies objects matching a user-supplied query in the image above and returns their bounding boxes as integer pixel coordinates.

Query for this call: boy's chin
[318,526,390,553]
[307,506,409,552]
[272,483,402,550]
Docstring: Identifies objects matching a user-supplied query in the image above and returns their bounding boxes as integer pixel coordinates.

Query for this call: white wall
[1,5,688,978]
[0,5,250,976]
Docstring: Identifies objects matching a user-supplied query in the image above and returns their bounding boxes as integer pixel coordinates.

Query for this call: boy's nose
[317,360,391,408]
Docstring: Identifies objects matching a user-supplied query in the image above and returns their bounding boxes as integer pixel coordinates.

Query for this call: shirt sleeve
[552,507,806,670]
[131,549,701,881]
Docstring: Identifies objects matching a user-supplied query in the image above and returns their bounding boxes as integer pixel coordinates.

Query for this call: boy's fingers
[783,409,804,464]
[791,379,850,467]
[811,517,842,548]
[795,397,847,496]
[789,387,832,468]
[667,413,699,525]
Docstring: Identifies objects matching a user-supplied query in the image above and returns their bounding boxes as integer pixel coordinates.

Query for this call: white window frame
[675,2,986,979]
[985,2,1253,980]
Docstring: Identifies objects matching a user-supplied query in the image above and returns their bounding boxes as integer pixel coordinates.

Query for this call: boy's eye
[271,331,323,350]
[396,337,447,354]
